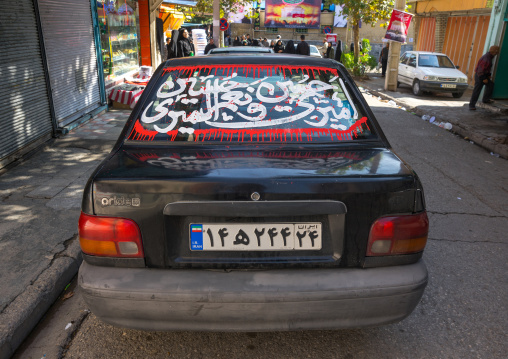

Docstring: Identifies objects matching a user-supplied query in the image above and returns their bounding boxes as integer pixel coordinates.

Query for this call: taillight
[78,212,144,258]
[367,212,428,256]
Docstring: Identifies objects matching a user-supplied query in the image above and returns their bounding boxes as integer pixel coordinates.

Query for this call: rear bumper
[79,260,428,331]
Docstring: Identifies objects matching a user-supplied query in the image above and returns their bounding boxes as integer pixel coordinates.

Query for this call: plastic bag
[376,62,381,71]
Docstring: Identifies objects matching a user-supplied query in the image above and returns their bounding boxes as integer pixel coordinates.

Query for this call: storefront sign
[326,34,337,45]
[384,9,413,43]
[265,0,321,29]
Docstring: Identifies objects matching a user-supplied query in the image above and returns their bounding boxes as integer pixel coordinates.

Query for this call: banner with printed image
[265,0,321,29]
[334,5,347,28]
[384,9,413,43]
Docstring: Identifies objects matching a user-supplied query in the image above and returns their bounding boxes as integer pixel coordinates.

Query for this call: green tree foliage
[178,0,252,19]
[342,39,377,76]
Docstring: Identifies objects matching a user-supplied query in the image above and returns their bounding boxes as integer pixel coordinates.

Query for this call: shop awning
[160,5,185,32]
[163,0,197,6]
[180,23,205,27]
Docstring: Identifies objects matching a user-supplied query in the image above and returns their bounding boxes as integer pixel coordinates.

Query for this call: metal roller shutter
[0,0,53,165]
[38,0,101,126]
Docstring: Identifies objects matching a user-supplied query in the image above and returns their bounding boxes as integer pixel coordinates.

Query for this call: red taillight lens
[78,212,144,258]
[367,212,429,256]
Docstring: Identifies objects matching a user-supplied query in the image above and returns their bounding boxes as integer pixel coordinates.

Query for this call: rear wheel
[452,92,464,98]
[412,80,422,96]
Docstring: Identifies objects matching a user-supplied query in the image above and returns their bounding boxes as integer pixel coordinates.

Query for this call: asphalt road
[15,94,508,359]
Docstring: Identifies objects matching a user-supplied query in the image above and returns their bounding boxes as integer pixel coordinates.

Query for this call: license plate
[441,84,456,88]
[190,223,322,251]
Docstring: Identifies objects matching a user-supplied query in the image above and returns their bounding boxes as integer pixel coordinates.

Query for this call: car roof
[405,51,448,56]
[209,46,274,54]
[165,54,340,67]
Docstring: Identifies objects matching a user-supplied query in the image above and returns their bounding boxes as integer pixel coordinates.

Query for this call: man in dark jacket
[469,45,500,110]
[178,28,195,57]
[204,38,217,54]
[378,42,389,77]
[295,35,310,56]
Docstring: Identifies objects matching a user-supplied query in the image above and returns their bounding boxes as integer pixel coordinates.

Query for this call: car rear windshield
[418,54,455,68]
[127,64,377,143]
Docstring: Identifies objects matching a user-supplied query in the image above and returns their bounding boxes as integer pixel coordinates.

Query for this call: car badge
[251,192,261,201]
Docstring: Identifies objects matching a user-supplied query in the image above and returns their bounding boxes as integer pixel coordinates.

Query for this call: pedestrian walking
[164,37,170,60]
[204,38,217,54]
[295,35,310,56]
[246,34,252,46]
[285,39,295,54]
[379,42,389,77]
[167,29,179,59]
[274,40,285,53]
[469,45,500,110]
[325,41,335,59]
[177,28,195,57]
[335,38,343,62]
[319,37,327,57]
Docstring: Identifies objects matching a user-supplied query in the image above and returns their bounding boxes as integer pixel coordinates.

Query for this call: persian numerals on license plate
[441,84,456,88]
[190,223,322,251]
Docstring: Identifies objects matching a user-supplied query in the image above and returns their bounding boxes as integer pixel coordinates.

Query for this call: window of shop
[97,0,140,81]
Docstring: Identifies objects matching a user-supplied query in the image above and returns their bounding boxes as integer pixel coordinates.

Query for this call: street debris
[65,323,72,330]
[421,115,430,121]
[62,291,74,301]
[443,123,453,130]
[457,197,462,200]
[388,100,397,106]
[490,152,500,157]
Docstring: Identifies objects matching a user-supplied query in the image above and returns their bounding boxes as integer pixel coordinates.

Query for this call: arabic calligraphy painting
[128,65,372,143]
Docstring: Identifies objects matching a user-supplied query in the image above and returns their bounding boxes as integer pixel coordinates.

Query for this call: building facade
[414,0,494,85]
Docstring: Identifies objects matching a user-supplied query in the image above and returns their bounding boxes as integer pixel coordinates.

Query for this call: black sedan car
[208,46,274,55]
[78,54,429,331]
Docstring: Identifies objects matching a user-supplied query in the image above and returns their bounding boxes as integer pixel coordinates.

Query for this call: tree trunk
[353,23,360,61]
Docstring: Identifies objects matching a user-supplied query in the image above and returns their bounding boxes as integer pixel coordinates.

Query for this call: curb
[0,238,82,359]
[359,85,508,160]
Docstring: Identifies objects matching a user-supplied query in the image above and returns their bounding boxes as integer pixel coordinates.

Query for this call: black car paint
[82,55,425,270]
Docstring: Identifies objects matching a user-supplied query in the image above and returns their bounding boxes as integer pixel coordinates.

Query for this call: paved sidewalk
[0,109,131,359]
[355,73,508,159]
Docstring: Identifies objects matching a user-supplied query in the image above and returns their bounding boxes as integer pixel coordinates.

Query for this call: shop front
[95,0,191,109]
[96,1,143,97]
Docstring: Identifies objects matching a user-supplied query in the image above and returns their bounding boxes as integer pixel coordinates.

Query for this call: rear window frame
[120,61,388,148]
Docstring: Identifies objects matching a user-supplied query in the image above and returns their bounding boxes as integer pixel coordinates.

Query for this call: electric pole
[213,0,220,47]
[385,0,406,91]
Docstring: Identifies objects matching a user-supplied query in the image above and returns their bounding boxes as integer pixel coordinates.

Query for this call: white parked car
[398,51,468,98]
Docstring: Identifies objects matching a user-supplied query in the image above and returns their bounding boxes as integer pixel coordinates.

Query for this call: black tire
[412,80,422,96]
[452,92,464,98]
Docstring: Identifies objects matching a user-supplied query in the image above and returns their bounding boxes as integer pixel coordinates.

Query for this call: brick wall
[435,15,449,53]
